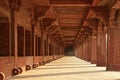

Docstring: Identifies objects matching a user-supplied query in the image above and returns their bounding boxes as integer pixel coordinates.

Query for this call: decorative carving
[87,18,99,30]
[91,7,108,21]
[47,25,57,34]
[109,19,117,26]
[34,6,50,20]
[42,18,55,28]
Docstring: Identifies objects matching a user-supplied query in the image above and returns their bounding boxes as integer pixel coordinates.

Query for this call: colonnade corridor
[8,56,120,80]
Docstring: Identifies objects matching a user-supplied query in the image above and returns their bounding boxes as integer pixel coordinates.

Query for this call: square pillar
[107,9,120,71]
[91,33,97,64]
[107,25,120,71]
[97,25,107,66]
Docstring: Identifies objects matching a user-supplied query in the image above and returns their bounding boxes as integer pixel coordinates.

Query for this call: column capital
[91,6,109,22]
[42,18,55,28]
[87,18,99,30]
[34,6,50,20]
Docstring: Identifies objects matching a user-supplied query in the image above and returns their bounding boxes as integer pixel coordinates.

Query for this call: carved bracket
[34,6,50,20]
[42,18,55,28]
[87,18,99,30]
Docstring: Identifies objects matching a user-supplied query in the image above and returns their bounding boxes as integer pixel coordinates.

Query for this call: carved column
[97,20,106,66]
[40,19,45,63]
[102,27,107,65]
[82,43,86,60]
[9,0,21,67]
[87,36,92,62]
[31,21,35,63]
[107,8,120,71]
[91,31,97,64]
[88,18,98,64]
[80,44,83,59]
[85,41,89,61]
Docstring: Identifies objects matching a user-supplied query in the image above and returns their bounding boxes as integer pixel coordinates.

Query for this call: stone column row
[75,22,107,67]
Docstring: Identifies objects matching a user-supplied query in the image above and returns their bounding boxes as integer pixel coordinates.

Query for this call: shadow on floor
[45,64,95,66]
[33,66,96,70]
[10,70,106,79]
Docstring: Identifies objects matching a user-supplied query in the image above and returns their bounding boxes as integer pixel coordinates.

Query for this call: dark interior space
[64,45,75,56]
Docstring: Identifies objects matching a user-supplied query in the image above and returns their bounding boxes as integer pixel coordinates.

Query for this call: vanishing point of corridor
[1,0,120,80]
[8,57,120,80]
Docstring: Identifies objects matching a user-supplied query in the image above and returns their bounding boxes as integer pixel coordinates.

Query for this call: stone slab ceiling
[50,0,92,45]
[30,0,115,46]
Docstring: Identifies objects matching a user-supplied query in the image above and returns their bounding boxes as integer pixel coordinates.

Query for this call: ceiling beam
[60,23,81,26]
[50,0,92,6]
[64,36,76,38]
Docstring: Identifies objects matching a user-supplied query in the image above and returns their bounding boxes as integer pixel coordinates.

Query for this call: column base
[91,61,97,64]
[97,63,106,67]
[107,65,120,71]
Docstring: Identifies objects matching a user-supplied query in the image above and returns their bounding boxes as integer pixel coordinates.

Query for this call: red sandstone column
[87,40,91,62]
[85,41,89,61]
[102,27,107,65]
[9,2,21,67]
[46,34,49,61]
[97,21,106,66]
[91,32,97,64]
[107,25,120,70]
[87,36,92,62]
[82,43,86,60]
[107,9,120,71]
[81,44,84,59]
[80,45,83,59]
[40,20,45,63]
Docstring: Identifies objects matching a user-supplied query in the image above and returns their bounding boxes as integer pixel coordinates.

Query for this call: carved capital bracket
[109,8,120,30]
[40,18,55,32]
[43,18,55,27]
[91,7,109,26]
[34,6,50,20]
[87,18,99,30]
[91,7,109,21]
[92,29,97,37]
[47,25,58,34]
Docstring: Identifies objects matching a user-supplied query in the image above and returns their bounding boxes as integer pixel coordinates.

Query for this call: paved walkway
[8,56,120,80]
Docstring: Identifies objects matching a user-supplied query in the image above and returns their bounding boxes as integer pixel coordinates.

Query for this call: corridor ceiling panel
[53,5,89,44]
[29,0,116,46]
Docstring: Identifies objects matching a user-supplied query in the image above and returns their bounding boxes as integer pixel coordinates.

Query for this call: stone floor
[8,56,120,80]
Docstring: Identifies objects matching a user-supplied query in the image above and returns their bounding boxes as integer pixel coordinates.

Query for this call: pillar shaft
[97,26,107,66]
[107,27,120,70]
[91,35,97,64]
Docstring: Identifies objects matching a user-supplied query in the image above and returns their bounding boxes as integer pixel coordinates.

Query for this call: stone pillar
[107,23,120,70]
[102,27,107,65]
[85,42,89,61]
[107,9,120,71]
[91,32,97,64]
[53,42,56,59]
[47,34,49,57]
[31,24,35,63]
[80,44,84,59]
[97,21,106,66]
[80,45,83,59]
[82,43,86,60]
[40,20,45,63]
[87,36,92,62]
[9,1,21,67]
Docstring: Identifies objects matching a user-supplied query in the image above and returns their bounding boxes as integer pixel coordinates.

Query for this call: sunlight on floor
[8,56,120,80]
